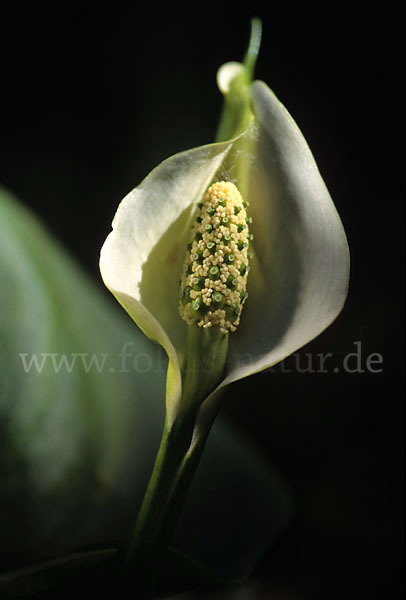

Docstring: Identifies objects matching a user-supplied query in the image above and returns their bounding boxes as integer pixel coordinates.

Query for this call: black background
[0,1,403,598]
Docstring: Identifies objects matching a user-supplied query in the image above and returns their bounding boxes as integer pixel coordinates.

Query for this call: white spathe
[100,70,349,419]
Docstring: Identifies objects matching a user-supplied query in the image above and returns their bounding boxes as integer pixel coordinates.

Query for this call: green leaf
[0,186,291,581]
[0,185,166,563]
[0,549,117,599]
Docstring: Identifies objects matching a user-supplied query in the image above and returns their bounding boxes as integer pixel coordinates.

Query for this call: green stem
[121,328,226,598]
[121,409,199,598]
[215,18,262,143]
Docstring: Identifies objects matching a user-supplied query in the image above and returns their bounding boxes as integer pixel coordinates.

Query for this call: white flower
[100,55,349,431]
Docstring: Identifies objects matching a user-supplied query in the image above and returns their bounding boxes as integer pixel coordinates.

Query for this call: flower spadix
[99,22,349,431]
[179,181,250,333]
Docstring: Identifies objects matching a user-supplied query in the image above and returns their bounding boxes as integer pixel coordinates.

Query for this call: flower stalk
[122,326,228,597]
[122,407,208,598]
